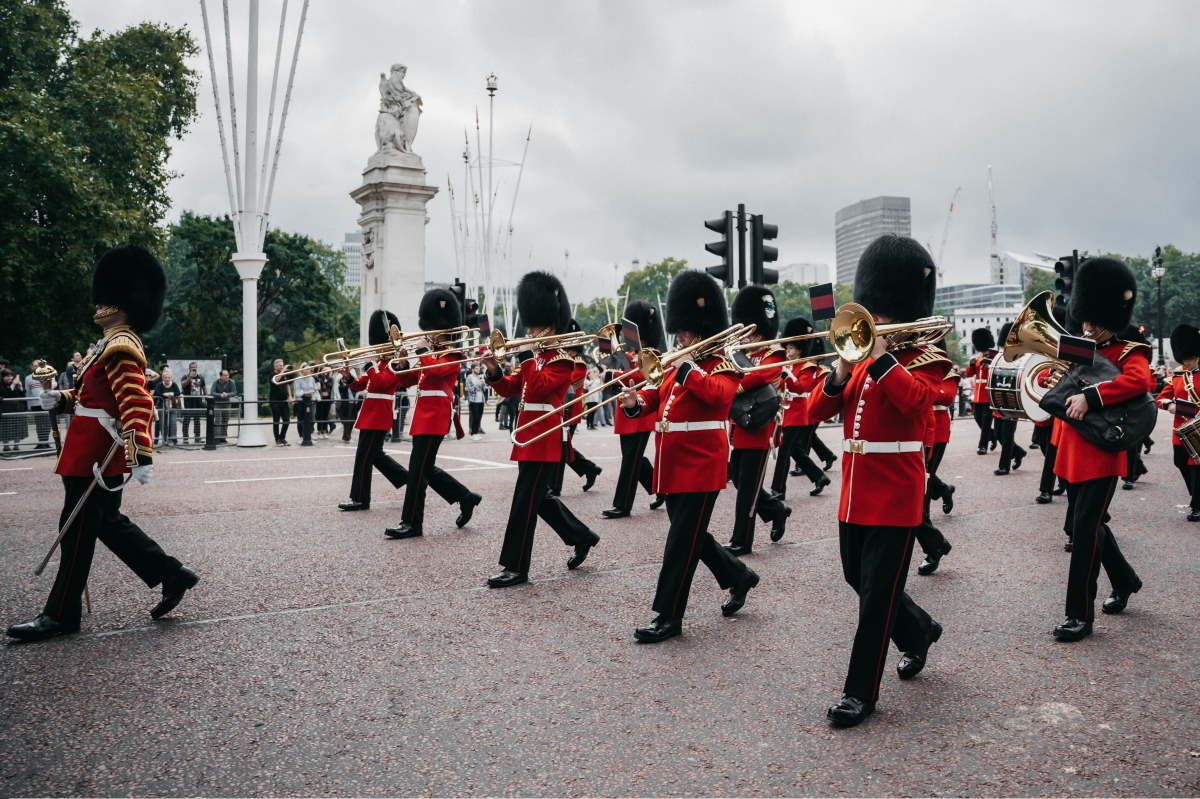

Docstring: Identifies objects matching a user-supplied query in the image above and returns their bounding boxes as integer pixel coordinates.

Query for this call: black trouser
[916,442,952,558]
[652,491,750,620]
[348,428,408,504]
[316,399,332,433]
[271,400,291,442]
[972,402,993,450]
[551,427,599,494]
[1062,476,1140,623]
[729,448,786,550]
[337,400,355,440]
[1173,445,1200,511]
[400,434,472,527]
[611,430,654,512]
[1124,443,1145,481]
[295,397,313,443]
[468,402,484,435]
[995,418,1025,470]
[182,403,203,440]
[45,475,183,625]
[839,522,936,703]
[772,425,823,494]
[810,428,835,466]
[1033,425,1063,494]
[499,460,598,573]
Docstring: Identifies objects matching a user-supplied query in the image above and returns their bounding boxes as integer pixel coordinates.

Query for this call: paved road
[1,417,1197,796]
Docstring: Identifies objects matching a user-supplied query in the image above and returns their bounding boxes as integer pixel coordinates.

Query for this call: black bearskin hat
[783,316,822,358]
[418,288,462,332]
[622,300,666,351]
[665,270,728,339]
[516,270,570,332]
[1121,325,1148,345]
[368,309,400,345]
[1171,324,1200,362]
[731,285,780,340]
[1067,257,1137,333]
[998,322,1013,349]
[852,234,936,323]
[91,245,167,333]
[971,327,995,352]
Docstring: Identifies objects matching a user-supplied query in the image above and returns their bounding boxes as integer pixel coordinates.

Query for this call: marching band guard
[1051,257,1147,642]
[1035,305,1070,505]
[482,271,601,588]
[601,300,665,519]
[913,355,958,576]
[992,322,1026,475]
[725,286,791,555]
[1120,325,1153,490]
[965,328,997,454]
[620,270,759,643]
[808,236,946,728]
[548,320,602,497]
[384,289,482,539]
[7,246,199,643]
[769,317,832,499]
[338,310,409,512]
[1157,325,1200,521]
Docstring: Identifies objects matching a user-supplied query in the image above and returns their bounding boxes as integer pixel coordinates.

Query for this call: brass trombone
[511,323,758,447]
[271,325,480,384]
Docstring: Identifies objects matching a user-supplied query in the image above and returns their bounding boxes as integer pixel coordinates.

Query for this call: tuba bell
[988,290,1072,422]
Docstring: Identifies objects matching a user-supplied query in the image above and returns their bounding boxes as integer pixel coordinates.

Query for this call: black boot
[634,616,681,643]
[338,501,369,511]
[917,541,951,576]
[6,614,80,642]
[456,492,482,528]
[1102,578,1142,614]
[151,567,200,620]
[384,522,422,539]
[601,507,631,519]
[826,695,874,728]
[582,468,601,492]
[770,505,791,543]
[567,534,599,570]
[487,570,528,588]
[897,621,942,679]
[808,475,831,497]
[721,570,760,617]
[649,494,666,510]
[1036,491,1053,504]
[1052,618,1092,642]
[941,484,955,514]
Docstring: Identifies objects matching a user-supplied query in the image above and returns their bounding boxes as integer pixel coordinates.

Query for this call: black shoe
[1143,439,1153,454]
[567,535,599,570]
[6,613,80,642]
[977,447,987,455]
[917,541,951,576]
[1064,540,1073,552]
[1052,484,1066,496]
[547,490,560,498]
[1036,491,1053,504]
[634,617,681,643]
[724,543,751,557]
[338,501,369,511]
[897,621,942,679]
[767,490,785,502]
[384,522,422,539]
[826,695,875,728]
[770,505,791,542]
[994,468,1010,476]
[1012,450,1025,470]
[601,507,630,519]
[823,456,836,471]
[1122,480,1134,490]
[809,475,831,497]
[151,567,200,620]
[649,494,666,510]
[989,439,997,451]
[456,492,481,528]
[1189,510,1200,522]
[487,570,528,588]
[1053,618,1093,642]
[1102,579,1142,614]
[789,467,804,477]
[582,468,600,492]
[941,484,955,514]
[300,440,313,447]
[721,570,760,617]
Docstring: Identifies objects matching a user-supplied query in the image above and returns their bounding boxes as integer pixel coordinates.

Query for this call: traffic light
[464,298,480,327]
[450,278,467,318]
[1053,250,1078,307]
[704,211,734,288]
[750,214,779,285]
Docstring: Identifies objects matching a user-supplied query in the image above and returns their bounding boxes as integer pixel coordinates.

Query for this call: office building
[778,262,830,285]
[341,232,363,289]
[834,196,911,287]
[934,283,1024,315]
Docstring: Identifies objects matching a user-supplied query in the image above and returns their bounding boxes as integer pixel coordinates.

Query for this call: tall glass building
[834,196,911,287]
[341,232,363,289]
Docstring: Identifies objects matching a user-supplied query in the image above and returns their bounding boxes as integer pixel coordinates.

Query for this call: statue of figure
[374,63,422,154]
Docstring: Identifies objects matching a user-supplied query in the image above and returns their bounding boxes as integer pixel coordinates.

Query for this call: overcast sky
[71,1,1199,303]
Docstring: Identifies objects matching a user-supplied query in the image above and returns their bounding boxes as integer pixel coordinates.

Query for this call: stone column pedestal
[349,150,439,340]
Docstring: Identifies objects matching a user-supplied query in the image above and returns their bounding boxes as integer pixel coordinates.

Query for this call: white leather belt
[656,420,726,433]
[75,405,121,441]
[521,403,555,412]
[843,439,923,454]
[934,406,951,413]
[365,392,395,401]
[418,390,447,398]
[784,391,810,401]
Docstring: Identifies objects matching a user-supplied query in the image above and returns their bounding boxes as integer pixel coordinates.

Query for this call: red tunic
[488,349,574,462]
[730,347,783,450]
[926,371,960,446]
[633,354,741,494]
[964,350,996,404]
[609,350,656,435]
[1155,369,1198,462]
[808,346,952,527]
[781,362,824,427]
[394,352,461,437]
[350,360,403,431]
[56,327,155,477]
[1053,340,1153,483]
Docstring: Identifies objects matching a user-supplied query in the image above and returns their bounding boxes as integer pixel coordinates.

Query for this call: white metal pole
[261,0,309,234]
[199,0,241,252]
[257,0,287,205]
[222,0,243,216]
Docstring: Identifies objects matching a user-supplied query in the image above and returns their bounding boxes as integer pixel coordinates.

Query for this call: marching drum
[987,353,1056,423]
[1179,416,1200,462]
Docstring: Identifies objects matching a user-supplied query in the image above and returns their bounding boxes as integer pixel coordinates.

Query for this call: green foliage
[1124,245,1200,352]
[1023,267,1057,302]
[572,296,615,334]
[0,0,197,364]
[616,256,689,308]
[146,212,358,394]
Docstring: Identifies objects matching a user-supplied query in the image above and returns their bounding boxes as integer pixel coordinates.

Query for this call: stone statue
[374,64,422,154]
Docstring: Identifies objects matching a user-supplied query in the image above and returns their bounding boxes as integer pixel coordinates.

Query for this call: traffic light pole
[736,203,747,289]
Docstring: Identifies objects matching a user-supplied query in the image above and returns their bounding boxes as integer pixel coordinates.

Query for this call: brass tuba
[990,290,1072,422]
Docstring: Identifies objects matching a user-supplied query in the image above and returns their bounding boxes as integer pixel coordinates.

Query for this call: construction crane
[934,185,961,281]
[988,165,1004,284]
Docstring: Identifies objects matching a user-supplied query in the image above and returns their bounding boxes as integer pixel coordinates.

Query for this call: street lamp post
[1152,246,1165,366]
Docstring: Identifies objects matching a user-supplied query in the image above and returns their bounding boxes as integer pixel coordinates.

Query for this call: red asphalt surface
[1,414,1198,796]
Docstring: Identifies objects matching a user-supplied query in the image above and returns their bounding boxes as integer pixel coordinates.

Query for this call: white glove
[39,390,61,410]
[132,464,154,485]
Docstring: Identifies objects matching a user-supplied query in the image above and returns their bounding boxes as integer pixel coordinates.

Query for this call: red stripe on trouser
[871,526,914,701]
[671,493,713,618]
[1082,477,1117,618]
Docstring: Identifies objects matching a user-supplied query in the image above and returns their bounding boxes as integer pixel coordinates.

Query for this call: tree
[616,256,689,309]
[0,0,198,365]
[146,212,357,393]
[1023,267,1056,302]
[1126,245,1200,358]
